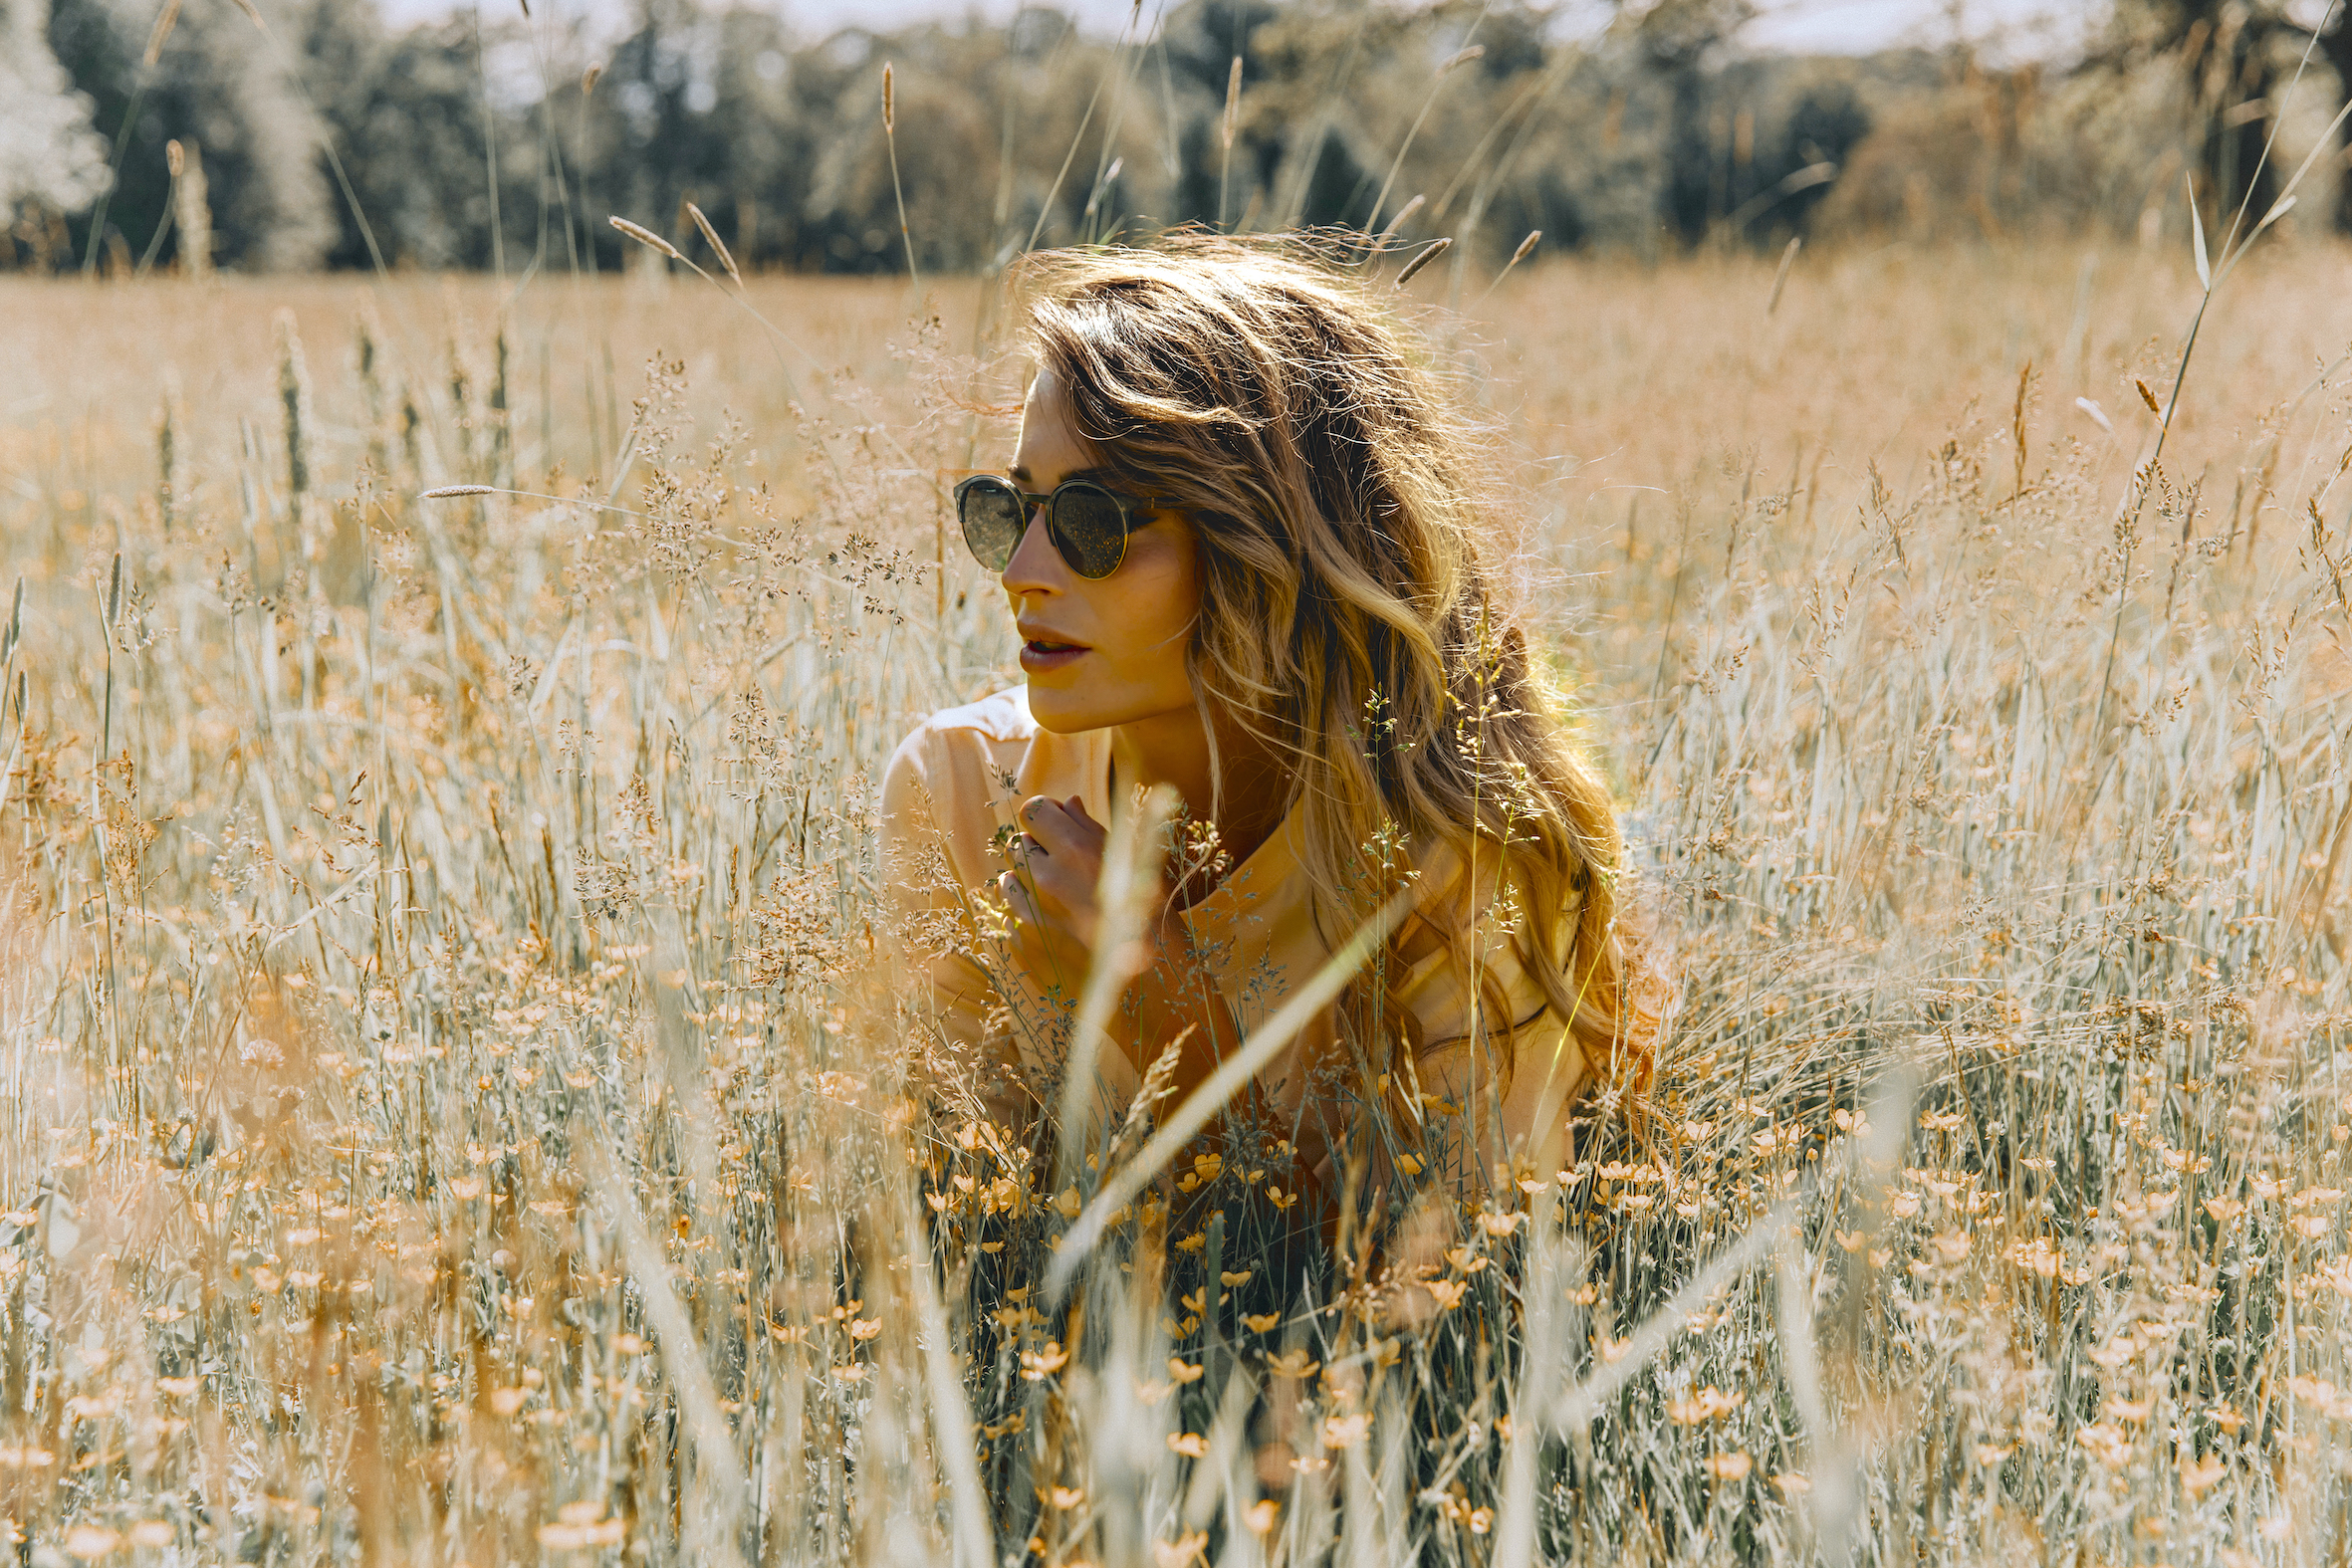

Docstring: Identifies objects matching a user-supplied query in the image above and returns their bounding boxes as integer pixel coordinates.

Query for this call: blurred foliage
[6,0,2351,273]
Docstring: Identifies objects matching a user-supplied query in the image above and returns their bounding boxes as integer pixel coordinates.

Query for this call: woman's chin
[1023,683,1193,737]
[1024,689,1113,735]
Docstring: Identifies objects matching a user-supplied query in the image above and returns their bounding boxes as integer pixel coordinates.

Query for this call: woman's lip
[1019,642,1089,674]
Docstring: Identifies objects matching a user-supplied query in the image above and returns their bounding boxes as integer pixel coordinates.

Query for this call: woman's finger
[1055,793,1106,852]
[1017,847,1095,921]
[1019,794,1105,861]
[1059,793,1106,836]
[1004,845,1089,918]
[1014,795,1064,841]
[997,869,1044,928]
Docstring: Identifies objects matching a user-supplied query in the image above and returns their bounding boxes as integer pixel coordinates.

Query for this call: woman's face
[1002,365,1201,736]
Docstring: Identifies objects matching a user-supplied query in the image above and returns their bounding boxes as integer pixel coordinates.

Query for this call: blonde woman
[882,235,1642,1207]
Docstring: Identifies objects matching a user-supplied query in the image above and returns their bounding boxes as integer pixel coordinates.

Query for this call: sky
[376,0,2099,60]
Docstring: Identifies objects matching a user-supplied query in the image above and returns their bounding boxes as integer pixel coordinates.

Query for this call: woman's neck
[1110,707,1291,871]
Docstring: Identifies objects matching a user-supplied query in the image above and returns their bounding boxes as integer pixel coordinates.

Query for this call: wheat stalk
[1218,55,1243,230]
[687,201,742,287]
[883,63,920,295]
[1393,235,1451,288]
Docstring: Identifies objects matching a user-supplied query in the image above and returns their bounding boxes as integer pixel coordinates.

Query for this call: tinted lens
[957,479,1027,572]
[1051,484,1129,579]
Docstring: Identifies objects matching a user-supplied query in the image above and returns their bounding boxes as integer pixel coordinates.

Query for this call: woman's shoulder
[887,687,1037,776]
[883,686,1109,847]
[883,686,1062,830]
[922,686,1037,743]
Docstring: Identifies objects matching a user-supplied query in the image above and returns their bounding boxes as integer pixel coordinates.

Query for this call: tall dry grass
[0,233,2349,1567]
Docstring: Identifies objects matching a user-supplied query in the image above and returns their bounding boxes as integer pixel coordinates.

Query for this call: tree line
[5,0,2349,275]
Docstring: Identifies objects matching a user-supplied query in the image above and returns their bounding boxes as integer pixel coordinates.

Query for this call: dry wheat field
[1,237,2350,1568]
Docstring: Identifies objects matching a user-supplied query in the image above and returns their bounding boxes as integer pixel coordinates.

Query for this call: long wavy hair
[1016,231,1648,1121]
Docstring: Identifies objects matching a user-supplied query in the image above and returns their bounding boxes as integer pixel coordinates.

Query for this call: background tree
[14,0,2346,272]
[49,0,335,270]
[1,0,111,264]
[2108,0,2286,225]
[2294,0,2352,231]
[1630,0,1758,244]
[2097,0,2352,233]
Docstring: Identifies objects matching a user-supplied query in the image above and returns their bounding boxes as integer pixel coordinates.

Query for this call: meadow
[1,234,2350,1566]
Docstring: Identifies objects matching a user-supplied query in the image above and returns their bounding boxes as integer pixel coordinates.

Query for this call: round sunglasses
[954,474,1174,580]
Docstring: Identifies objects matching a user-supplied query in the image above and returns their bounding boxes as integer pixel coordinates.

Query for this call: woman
[881,235,1641,1207]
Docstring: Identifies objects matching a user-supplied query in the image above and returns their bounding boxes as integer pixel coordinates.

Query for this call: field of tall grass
[2,233,2350,1566]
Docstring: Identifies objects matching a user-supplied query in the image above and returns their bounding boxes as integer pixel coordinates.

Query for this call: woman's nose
[999,503,1062,593]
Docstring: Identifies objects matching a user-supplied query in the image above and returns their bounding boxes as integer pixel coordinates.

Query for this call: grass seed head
[609,215,681,261]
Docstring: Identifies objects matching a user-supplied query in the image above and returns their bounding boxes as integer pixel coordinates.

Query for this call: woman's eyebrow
[1006,463,1120,490]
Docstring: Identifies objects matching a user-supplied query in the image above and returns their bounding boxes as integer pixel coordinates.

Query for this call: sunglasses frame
[953,473,1176,580]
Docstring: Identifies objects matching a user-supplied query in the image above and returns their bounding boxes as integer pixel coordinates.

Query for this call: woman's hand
[994,794,1234,1083]
[995,794,1121,992]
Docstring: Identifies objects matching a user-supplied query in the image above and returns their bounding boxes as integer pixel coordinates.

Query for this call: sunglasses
[954,473,1174,580]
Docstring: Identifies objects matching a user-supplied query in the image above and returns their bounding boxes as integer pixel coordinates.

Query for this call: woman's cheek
[1136,558,1199,695]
